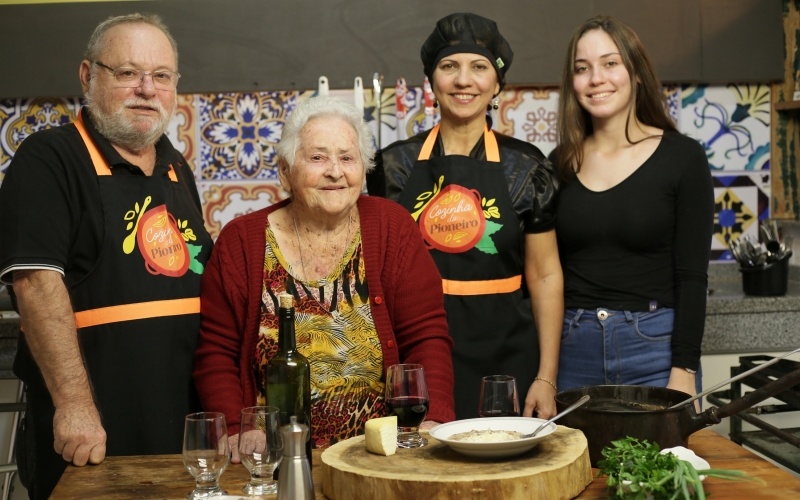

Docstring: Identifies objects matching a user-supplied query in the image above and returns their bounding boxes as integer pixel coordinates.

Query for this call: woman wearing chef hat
[368,13,562,420]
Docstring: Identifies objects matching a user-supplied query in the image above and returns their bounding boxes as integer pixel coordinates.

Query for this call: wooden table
[50,430,800,499]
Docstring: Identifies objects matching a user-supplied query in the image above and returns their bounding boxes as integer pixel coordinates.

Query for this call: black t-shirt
[367,127,559,234]
[554,131,714,370]
[0,107,202,287]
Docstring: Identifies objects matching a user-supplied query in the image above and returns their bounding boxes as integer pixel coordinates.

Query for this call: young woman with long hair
[552,15,713,400]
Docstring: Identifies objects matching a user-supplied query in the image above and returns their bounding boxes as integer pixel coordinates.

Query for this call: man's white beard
[85,80,175,152]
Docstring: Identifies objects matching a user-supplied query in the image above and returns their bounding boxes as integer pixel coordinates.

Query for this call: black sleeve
[671,140,714,371]
[525,155,560,234]
[366,150,387,198]
[0,134,75,284]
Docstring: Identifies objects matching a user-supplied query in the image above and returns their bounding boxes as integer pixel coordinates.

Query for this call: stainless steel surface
[277,416,315,500]
[527,395,590,438]
[372,73,382,149]
[730,220,792,268]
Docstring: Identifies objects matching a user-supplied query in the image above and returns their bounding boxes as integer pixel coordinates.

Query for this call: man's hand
[419,420,441,430]
[53,401,106,466]
[14,270,106,465]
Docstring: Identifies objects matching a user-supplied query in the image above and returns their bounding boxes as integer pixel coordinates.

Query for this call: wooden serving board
[321,426,592,500]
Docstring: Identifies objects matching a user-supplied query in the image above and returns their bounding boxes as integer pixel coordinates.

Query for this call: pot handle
[691,366,800,433]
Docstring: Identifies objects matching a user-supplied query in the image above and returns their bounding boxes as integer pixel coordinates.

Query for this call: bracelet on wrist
[534,376,557,392]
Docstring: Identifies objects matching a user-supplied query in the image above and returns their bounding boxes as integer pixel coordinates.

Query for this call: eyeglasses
[93,61,181,90]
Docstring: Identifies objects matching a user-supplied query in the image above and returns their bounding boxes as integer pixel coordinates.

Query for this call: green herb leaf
[597,436,763,500]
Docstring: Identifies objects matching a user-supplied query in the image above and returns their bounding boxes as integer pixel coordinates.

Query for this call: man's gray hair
[85,13,178,67]
[277,96,376,173]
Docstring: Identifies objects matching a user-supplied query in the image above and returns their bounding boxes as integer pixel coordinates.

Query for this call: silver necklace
[291,207,352,313]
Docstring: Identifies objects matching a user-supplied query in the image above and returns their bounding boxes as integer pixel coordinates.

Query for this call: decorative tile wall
[679,84,771,172]
[0,97,82,177]
[710,173,771,261]
[496,88,559,156]
[677,84,771,261]
[0,82,771,255]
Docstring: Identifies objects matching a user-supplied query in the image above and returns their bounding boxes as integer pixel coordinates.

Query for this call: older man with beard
[0,14,211,499]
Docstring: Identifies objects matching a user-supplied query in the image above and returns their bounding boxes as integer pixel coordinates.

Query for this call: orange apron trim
[74,109,178,182]
[441,275,522,296]
[417,124,500,162]
[75,109,112,176]
[74,297,200,329]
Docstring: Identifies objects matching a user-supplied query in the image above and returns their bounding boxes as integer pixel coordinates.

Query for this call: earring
[433,98,438,109]
[491,97,499,110]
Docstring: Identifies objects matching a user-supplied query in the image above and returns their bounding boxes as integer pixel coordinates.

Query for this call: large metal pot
[555,367,800,465]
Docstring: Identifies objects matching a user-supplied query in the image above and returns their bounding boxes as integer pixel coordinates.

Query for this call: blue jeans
[557,308,702,394]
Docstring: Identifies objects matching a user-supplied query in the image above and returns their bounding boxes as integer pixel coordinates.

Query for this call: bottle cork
[279,293,294,309]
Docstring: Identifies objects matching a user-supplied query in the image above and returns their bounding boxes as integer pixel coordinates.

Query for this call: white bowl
[661,446,710,479]
[429,417,556,458]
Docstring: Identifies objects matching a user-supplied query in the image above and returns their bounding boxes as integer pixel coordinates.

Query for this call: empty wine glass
[239,406,283,495]
[478,375,519,417]
[385,363,429,448]
[183,412,230,499]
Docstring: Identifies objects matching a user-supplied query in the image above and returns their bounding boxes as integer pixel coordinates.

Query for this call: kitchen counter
[48,429,800,499]
[704,263,800,353]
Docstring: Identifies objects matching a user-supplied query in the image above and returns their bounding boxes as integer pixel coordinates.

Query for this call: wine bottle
[266,293,313,467]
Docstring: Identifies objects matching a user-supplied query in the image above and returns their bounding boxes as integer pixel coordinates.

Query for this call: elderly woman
[194,95,454,458]
[367,13,562,420]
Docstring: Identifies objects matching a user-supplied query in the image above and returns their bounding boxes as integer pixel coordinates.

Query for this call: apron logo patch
[136,205,189,277]
[420,184,486,253]
[120,199,206,277]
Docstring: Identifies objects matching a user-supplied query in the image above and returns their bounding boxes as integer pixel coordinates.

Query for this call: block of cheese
[364,416,398,456]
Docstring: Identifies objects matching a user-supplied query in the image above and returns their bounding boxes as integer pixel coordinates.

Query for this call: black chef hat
[421,13,514,91]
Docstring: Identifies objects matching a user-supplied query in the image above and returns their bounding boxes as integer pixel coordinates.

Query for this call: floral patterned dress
[254,222,386,448]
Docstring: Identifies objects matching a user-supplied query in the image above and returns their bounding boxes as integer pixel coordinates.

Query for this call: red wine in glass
[385,396,429,427]
[478,375,520,417]
[385,364,429,448]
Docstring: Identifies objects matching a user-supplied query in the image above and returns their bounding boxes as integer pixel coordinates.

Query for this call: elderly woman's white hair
[277,95,376,173]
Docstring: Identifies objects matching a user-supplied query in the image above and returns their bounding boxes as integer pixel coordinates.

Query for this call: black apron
[397,125,539,419]
[16,111,212,499]
[66,110,211,454]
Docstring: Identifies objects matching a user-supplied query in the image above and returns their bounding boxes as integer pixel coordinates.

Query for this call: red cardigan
[194,195,455,435]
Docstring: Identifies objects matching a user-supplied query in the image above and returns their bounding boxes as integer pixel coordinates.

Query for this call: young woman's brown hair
[554,15,677,180]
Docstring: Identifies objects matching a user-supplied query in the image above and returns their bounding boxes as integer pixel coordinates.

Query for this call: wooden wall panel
[771,0,800,219]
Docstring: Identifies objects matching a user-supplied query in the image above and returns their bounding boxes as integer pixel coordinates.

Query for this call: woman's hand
[419,420,441,430]
[228,433,240,463]
[523,379,557,419]
[666,367,701,413]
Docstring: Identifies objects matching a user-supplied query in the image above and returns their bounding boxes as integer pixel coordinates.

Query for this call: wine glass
[183,412,230,499]
[385,363,429,448]
[478,375,520,417]
[239,406,283,495]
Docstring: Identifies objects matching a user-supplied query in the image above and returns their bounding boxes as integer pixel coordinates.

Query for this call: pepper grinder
[277,416,315,500]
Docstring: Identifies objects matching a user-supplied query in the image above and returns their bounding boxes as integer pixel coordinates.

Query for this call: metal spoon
[668,346,800,410]
[524,395,590,438]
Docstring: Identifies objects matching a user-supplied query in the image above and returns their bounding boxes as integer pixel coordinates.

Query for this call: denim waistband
[566,307,674,327]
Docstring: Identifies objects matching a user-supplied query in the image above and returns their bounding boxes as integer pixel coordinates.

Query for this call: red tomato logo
[136,205,190,277]
[419,185,486,253]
